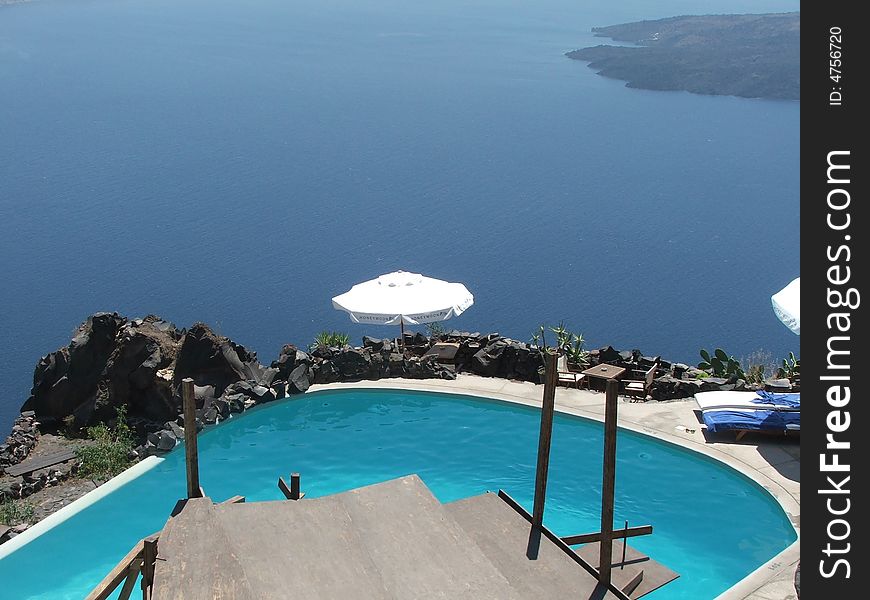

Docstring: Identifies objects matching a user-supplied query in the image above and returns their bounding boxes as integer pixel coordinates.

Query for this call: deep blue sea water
[0,0,800,432]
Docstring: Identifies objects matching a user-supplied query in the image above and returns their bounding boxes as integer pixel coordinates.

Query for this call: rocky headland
[566,13,800,100]
[1,312,796,543]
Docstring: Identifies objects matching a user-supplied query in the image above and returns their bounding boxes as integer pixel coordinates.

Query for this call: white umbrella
[332,270,474,341]
[771,277,800,335]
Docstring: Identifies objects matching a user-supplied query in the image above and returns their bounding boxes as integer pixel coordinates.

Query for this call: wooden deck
[445,493,621,599]
[575,540,679,598]
[151,475,636,599]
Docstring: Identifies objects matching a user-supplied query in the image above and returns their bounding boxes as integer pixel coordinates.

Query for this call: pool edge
[0,455,164,560]
[305,376,800,600]
[1,376,799,598]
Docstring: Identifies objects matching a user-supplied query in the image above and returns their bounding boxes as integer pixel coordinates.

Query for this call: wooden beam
[622,569,645,596]
[278,475,305,500]
[561,525,653,546]
[621,520,628,568]
[532,350,558,529]
[140,534,159,600]
[219,495,246,505]
[3,449,77,477]
[84,541,144,600]
[182,378,202,499]
[117,558,143,600]
[600,378,619,586]
[498,490,598,579]
[496,490,632,600]
[278,476,291,498]
[290,472,303,500]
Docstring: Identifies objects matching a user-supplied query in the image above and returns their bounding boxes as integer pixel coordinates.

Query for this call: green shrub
[564,334,590,369]
[530,322,590,369]
[0,498,36,526]
[76,405,135,480]
[425,322,446,338]
[740,349,778,385]
[744,364,765,385]
[309,331,350,350]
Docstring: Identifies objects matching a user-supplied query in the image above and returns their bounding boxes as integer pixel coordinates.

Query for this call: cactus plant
[698,348,747,380]
[777,352,800,380]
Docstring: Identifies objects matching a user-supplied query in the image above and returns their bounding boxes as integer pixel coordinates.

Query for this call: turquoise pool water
[0,390,796,599]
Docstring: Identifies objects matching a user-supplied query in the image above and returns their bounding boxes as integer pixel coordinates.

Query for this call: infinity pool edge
[0,455,164,560]
[0,376,799,599]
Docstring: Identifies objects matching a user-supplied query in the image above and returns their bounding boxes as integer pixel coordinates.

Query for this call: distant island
[566,13,799,100]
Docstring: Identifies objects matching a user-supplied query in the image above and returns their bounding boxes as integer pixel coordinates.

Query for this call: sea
[0,0,800,433]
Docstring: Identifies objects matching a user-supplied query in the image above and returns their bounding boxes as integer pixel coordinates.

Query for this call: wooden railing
[87,378,249,599]
[84,532,157,600]
[84,494,244,600]
[561,524,653,546]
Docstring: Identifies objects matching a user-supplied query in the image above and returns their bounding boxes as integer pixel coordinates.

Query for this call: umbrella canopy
[771,277,800,335]
[332,271,473,326]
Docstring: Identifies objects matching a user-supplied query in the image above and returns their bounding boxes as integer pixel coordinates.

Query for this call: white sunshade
[771,277,800,335]
[332,271,474,326]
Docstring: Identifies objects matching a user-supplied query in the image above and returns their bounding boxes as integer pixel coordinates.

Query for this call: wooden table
[581,364,627,391]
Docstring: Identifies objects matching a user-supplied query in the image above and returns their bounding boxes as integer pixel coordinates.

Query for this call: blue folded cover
[702,409,800,433]
[752,390,801,409]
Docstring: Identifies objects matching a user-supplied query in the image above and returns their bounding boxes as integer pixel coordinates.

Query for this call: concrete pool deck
[310,374,800,600]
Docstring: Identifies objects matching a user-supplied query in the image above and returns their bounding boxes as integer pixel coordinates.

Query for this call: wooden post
[84,540,145,600]
[278,474,305,500]
[599,378,619,585]
[117,558,142,600]
[182,378,202,499]
[621,520,629,569]
[532,350,558,529]
[140,535,159,600]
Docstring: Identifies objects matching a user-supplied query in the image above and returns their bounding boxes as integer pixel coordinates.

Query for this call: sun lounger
[700,408,800,437]
[694,390,800,413]
[695,390,800,440]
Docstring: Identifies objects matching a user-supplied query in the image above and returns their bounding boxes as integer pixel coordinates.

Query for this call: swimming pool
[0,389,796,599]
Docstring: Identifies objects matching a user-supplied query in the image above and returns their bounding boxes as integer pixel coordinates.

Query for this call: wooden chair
[622,362,658,401]
[557,354,586,389]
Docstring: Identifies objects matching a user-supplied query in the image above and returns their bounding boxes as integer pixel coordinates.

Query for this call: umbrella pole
[400,320,405,351]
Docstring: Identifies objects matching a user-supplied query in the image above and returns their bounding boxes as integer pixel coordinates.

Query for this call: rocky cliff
[566,13,800,100]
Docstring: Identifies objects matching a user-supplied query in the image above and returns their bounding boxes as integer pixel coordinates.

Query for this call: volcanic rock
[287,364,312,394]
[173,323,263,395]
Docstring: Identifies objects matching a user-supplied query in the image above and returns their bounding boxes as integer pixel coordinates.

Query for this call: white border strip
[0,455,164,560]
[713,540,800,600]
